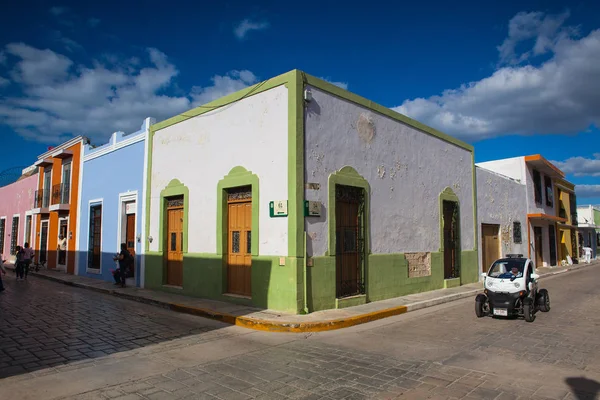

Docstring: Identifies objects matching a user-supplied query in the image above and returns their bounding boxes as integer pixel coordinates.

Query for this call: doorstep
[8,260,598,333]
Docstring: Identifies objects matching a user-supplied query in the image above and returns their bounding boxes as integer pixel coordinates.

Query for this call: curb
[5,262,596,333]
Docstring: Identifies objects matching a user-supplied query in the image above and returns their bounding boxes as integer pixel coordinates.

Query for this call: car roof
[494,257,530,263]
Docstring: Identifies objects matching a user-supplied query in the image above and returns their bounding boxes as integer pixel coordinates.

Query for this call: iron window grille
[88,204,102,269]
[533,169,542,205]
[0,219,5,254]
[10,216,19,255]
[513,221,522,244]
[227,186,252,202]
[544,176,553,207]
[335,184,366,298]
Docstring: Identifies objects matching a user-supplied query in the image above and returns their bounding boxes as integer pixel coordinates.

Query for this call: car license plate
[493,308,507,316]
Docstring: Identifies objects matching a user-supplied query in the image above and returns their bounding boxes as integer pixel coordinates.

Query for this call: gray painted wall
[303,87,475,257]
[476,167,527,273]
[525,165,555,215]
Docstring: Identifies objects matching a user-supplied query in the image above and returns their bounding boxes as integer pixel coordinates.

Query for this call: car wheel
[537,289,550,312]
[524,298,535,322]
[475,294,488,318]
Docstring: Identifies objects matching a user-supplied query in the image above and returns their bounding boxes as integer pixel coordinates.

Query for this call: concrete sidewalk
[5,260,598,333]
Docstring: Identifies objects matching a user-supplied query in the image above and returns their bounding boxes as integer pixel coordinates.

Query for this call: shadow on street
[566,377,600,400]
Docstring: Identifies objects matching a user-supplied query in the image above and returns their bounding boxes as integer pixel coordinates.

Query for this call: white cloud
[393,11,600,142]
[497,10,577,65]
[88,18,101,27]
[234,19,269,39]
[191,70,258,106]
[553,154,600,177]
[6,43,73,85]
[49,6,68,16]
[576,185,600,198]
[0,43,260,145]
[319,77,348,90]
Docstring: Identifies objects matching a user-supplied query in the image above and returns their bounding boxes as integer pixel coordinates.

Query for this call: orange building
[31,137,88,273]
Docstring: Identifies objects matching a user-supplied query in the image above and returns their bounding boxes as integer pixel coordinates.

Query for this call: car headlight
[514,282,520,288]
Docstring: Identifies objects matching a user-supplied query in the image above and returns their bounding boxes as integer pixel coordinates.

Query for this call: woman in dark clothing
[112,243,132,288]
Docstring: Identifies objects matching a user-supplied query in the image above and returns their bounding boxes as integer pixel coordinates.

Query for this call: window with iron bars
[0,218,5,254]
[10,216,19,255]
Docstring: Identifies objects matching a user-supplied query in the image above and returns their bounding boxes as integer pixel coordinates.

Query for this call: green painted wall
[144,252,299,313]
[305,249,479,312]
[306,257,336,311]
[307,252,448,312]
[460,250,479,284]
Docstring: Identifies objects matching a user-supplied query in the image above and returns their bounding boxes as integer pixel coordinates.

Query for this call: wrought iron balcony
[34,189,50,209]
[51,183,70,205]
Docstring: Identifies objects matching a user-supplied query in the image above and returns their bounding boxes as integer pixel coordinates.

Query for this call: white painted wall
[577,205,595,226]
[476,157,526,183]
[304,87,475,256]
[525,166,556,215]
[476,167,527,273]
[149,85,289,256]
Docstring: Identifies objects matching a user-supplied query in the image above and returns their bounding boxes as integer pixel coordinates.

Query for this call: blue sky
[0,0,599,204]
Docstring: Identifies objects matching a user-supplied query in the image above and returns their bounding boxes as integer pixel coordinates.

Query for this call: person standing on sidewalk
[57,234,67,265]
[22,242,34,280]
[14,245,24,280]
[0,258,7,292]
[112,243,132,288]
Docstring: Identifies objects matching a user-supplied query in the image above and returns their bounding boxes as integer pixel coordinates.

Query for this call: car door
[527,260,538,294]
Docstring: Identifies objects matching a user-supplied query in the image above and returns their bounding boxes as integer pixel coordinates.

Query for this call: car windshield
[487,259,526,279]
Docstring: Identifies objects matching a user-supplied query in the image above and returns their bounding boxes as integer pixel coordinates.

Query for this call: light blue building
[75,118,154,286]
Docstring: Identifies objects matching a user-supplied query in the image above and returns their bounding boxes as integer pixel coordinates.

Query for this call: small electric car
[475,254,550,322]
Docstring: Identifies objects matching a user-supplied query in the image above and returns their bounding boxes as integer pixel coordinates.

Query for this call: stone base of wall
[405,252,432,278]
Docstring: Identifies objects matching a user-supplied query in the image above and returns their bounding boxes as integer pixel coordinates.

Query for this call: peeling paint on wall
[356,113,375,144]
[304,87,475,255]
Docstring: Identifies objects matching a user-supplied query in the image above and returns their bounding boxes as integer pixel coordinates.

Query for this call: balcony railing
[34,189,50,208]
[51,183,70,205]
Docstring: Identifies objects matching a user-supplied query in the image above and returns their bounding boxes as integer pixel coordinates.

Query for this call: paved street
[2,265,600,399]
[0,274,222,378]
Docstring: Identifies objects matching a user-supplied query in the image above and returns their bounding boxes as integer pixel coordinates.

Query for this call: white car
[475,254,550,322]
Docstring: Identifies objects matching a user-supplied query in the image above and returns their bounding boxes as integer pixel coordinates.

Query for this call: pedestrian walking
[0,258,7,292]
[22,242,34,280]
[112,243,133,288]
[15,245,25,280]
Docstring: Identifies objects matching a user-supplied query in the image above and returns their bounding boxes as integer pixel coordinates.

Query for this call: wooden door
[534,227,543,268]
[126,213,136,277]
[227,201,252,296]
[481,224,500,273]
[165,206,183,286]
[335,185,365,298]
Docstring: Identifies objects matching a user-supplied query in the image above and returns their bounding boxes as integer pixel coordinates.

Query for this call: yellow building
[555,178,578,263]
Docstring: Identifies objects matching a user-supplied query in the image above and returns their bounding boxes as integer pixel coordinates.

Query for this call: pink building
[0,167,38,263]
